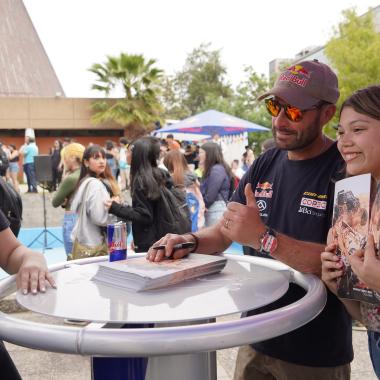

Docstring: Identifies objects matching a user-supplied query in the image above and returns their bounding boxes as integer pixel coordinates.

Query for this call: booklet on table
[92,253,227,292]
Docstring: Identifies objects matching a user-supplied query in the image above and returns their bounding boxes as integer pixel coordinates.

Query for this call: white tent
[153,131,211,142]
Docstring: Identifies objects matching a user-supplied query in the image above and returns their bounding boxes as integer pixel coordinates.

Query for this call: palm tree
[89,53,164,138]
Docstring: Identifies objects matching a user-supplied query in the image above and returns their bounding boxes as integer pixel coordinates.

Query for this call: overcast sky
[23,0,380,97]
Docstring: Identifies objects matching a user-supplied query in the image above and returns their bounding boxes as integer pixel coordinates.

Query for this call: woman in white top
[70,144,120,258]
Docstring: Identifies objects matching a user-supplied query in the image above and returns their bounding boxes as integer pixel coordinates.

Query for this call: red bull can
[107,221,127,261]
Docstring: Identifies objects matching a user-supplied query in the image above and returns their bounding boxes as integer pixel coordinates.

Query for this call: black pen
[152,242,195,251]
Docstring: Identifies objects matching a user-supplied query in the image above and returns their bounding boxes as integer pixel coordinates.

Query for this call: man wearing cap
[147,60,352,379]
[52,143,85,256]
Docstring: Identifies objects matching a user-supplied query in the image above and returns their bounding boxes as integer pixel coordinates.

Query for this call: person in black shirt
[50,139,63,191]
[147,60,352,380]
[0,209,55,379]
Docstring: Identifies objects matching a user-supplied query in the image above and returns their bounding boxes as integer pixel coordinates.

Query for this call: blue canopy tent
[156,109,269,136]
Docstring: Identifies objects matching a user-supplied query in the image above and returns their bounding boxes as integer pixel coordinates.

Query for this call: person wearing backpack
[105,136,191,253]
[163,149,205,231]
[102,136,191,380]
[199,142,233,227]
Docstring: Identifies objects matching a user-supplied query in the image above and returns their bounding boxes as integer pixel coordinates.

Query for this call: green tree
[325,7,380,135]
[165,43,233,117]
[234,66,272,154]
[160,75,189,120]
[89,53,164,138]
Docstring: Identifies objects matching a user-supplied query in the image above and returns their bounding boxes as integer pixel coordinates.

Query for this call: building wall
[0,97,125,154]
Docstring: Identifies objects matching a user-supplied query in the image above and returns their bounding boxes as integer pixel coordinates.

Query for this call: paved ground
[0,185,377,379]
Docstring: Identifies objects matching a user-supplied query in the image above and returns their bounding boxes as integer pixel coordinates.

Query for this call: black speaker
[34,155,53,182]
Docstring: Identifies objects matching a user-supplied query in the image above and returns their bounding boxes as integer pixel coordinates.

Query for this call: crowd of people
[50,134,255,259]
[1,59,380,379]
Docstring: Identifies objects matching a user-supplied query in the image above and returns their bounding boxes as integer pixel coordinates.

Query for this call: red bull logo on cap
[279,64,310,88]
[286,65,310,78]
[255,181,273,198]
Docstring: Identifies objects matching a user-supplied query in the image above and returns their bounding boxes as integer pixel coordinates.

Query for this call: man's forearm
[190,224,232,254]
[271,233,324,276]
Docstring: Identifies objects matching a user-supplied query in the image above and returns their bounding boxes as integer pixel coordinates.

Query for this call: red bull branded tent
[155,109,269,136]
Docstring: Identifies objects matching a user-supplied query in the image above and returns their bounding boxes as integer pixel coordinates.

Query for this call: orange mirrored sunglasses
[265,97,325,123]
[265,98,305,122]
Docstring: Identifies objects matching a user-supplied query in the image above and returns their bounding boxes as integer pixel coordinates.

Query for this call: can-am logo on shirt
[300,197,327,210]
[255,181,273,198]
[298,191,327,217]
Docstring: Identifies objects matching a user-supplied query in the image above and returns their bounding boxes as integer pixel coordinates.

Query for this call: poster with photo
[332,174,380,304]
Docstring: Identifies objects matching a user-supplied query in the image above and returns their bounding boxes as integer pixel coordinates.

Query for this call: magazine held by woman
[331,173,380,304]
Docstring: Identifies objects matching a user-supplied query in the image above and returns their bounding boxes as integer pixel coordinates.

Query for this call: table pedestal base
[146,352,216,380]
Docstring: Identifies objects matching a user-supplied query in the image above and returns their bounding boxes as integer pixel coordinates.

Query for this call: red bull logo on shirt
[279,65,311,88]
[255,181,273,198]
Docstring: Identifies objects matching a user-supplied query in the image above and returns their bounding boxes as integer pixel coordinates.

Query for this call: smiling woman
[322,85,380,378]
[337,88,380,181]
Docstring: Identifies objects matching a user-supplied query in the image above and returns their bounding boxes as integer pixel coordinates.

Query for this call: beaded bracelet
[186,232,199,253]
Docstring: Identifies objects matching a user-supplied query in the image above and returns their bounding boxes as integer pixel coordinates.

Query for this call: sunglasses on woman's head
[265,97,325,123]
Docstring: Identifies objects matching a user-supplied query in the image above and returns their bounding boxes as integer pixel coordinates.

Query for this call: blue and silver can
[107,221,127,261]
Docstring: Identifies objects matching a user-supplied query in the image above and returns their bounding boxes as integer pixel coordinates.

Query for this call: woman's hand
[349,234,380,293]
[104,196,121,209]
[321,243,343,296]
[17,253,56,295]
[104,199,113,209]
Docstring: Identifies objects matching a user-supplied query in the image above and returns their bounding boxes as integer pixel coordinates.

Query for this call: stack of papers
[92,254,227,292]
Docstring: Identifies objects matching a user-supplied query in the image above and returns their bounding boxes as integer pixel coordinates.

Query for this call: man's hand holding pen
[146,234,196,262]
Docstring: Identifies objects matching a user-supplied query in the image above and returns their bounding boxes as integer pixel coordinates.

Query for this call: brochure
[332,173,380,304]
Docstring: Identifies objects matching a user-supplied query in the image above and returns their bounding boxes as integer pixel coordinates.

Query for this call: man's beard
[273,113,321,151]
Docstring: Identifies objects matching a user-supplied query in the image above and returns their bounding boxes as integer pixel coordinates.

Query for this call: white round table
[0,253,327,380]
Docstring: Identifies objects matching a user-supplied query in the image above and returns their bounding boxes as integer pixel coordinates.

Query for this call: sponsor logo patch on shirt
[298,191,327,217]
[255,181,273,199]
[300,197,327,210]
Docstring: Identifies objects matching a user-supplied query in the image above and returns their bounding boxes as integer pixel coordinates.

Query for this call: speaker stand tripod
[27,184,63,253]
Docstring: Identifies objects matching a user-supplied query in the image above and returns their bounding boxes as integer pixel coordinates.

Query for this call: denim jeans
[186,192,200,232]
[23,162,37,192]
[368,330,380,379]
[63,212,77,256]
[204,200,226,227]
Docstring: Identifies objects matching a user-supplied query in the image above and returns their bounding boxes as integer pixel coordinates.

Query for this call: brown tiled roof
[0,0,64,97]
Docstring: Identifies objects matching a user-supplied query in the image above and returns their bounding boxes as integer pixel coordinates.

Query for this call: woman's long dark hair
[77,144,119,195]
[129,136,164,200]
[201,142,232,179]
